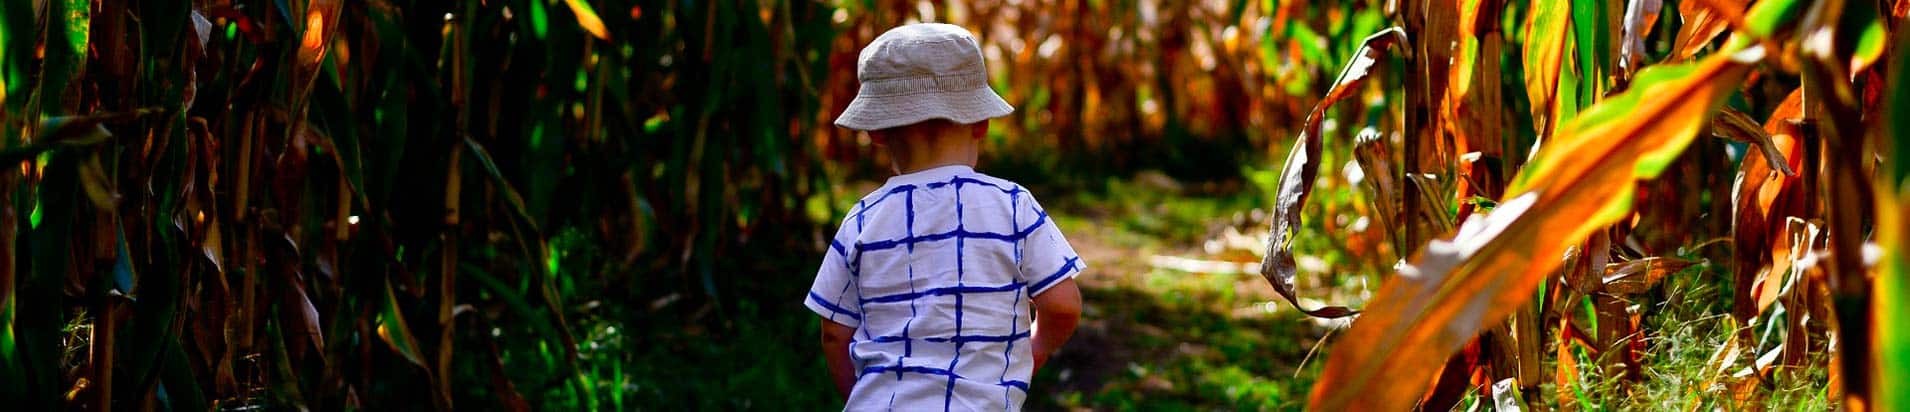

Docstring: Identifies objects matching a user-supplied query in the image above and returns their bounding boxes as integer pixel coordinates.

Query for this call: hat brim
[833,87,1014,131]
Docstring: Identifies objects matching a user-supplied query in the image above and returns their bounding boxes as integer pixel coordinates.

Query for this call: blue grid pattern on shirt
[807,175,1082,411]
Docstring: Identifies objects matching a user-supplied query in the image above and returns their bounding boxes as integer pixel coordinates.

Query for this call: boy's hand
[819,318,858,400]
[1030,277,1083,373]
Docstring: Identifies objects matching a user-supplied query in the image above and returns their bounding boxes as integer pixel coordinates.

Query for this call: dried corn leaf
[1602,256,1695,295]
[1711,107,1794,176]
[1672,0,1748,59]
[1259,28,1407,319]
[1619,0,1663,73]
[1732,89,1805,320]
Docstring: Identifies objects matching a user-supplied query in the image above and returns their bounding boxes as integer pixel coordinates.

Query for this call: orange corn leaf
[1731,90,1804,320]
[1307,45,1766,411]
[1522,0,1572,138]
[1556,316,1585,409]
[565,0,610,40]
[1672,0,1749,60]
[296,0,341,68]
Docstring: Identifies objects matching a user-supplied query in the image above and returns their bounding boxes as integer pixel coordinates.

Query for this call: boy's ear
[970,121,987,140]
[867,129,889,146]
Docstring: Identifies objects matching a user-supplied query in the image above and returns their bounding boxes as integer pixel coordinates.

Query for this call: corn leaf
[1850,12,1887,74]
[1731,89,1803,321]
[18,152,79,410]
[1307,44,1765,411]
[463,138,540,234]
[377,278,428,367]
[1875,22,1910,407]
[1711,106,1794,176]
[1618,0,1662,73]
[1258,28,1406,319]
[159,338,208,411]
[530,0,550,40]
[1728,0,1807,46]
[1445,0,1503,165]
[1570,0,1609,106]
[1601,256,1695,295]
[38,0,90,112]
[1672,0,1747,60]
[0,0,29,112]
[564,0,610,41]
[1523,0,1572,138]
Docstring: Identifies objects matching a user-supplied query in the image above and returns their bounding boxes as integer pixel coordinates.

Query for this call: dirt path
[1032,213,1325,410]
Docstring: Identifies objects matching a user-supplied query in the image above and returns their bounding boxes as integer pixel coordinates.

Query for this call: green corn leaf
[39,0,91,113]
[1847,3,1887,74]
[60,0,88,60]
[530,0,550,40]
[1873,18,1910,412]
[377,278,428,367]
[159,336,208,412]
[20,152,78,410]
[0,0,19,102]
[463,138,541,233]
[1570,0,1605,105]
[1742,0,1806,38]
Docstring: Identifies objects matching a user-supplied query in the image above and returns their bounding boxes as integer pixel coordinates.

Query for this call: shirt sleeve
[805,222,863,328]
[1015,191,1085,296]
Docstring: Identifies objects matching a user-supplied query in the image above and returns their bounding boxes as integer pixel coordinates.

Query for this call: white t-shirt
[806,165,1084,411]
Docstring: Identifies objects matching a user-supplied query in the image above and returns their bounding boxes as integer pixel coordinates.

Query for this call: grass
[1464,259,1834,411]
[622,259,841,410]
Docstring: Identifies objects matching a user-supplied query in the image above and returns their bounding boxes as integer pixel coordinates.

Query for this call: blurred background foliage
[0,0,1899,410]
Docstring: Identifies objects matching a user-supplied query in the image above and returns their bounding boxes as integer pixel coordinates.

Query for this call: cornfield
[2,0,837,409]
[0,0,1903,410]
[1262,0,1910,410]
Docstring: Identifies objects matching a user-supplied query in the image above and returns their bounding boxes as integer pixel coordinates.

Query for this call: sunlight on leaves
[1310,45,1766,411]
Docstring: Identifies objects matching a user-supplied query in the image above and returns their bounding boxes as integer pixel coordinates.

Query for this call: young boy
[805,23,1085,411]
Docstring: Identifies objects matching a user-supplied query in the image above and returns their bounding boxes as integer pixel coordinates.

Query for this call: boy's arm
[819,318,858,400]
[1029,277,1082,373]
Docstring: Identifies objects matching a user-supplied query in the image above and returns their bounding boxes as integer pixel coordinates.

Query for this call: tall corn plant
[1,0,835,409]
[1261,0,1905,409]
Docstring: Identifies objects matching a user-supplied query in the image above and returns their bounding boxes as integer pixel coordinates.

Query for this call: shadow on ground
[1029,282,1330,411]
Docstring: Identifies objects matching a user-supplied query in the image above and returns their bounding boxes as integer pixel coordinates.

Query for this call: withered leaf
[1259,28,1408,319]
[1602,256,1697,295]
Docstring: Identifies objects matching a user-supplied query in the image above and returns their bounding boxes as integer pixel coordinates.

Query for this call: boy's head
[834,23,1012,136]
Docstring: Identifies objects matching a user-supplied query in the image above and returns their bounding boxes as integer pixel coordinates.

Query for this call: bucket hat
[834,23,1014,131]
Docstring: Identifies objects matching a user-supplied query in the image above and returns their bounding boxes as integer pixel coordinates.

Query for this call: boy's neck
[896,158,975,175]
[887,125,980,175]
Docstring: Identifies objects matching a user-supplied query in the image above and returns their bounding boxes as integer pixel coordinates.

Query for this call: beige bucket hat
[834,23,1014,131]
